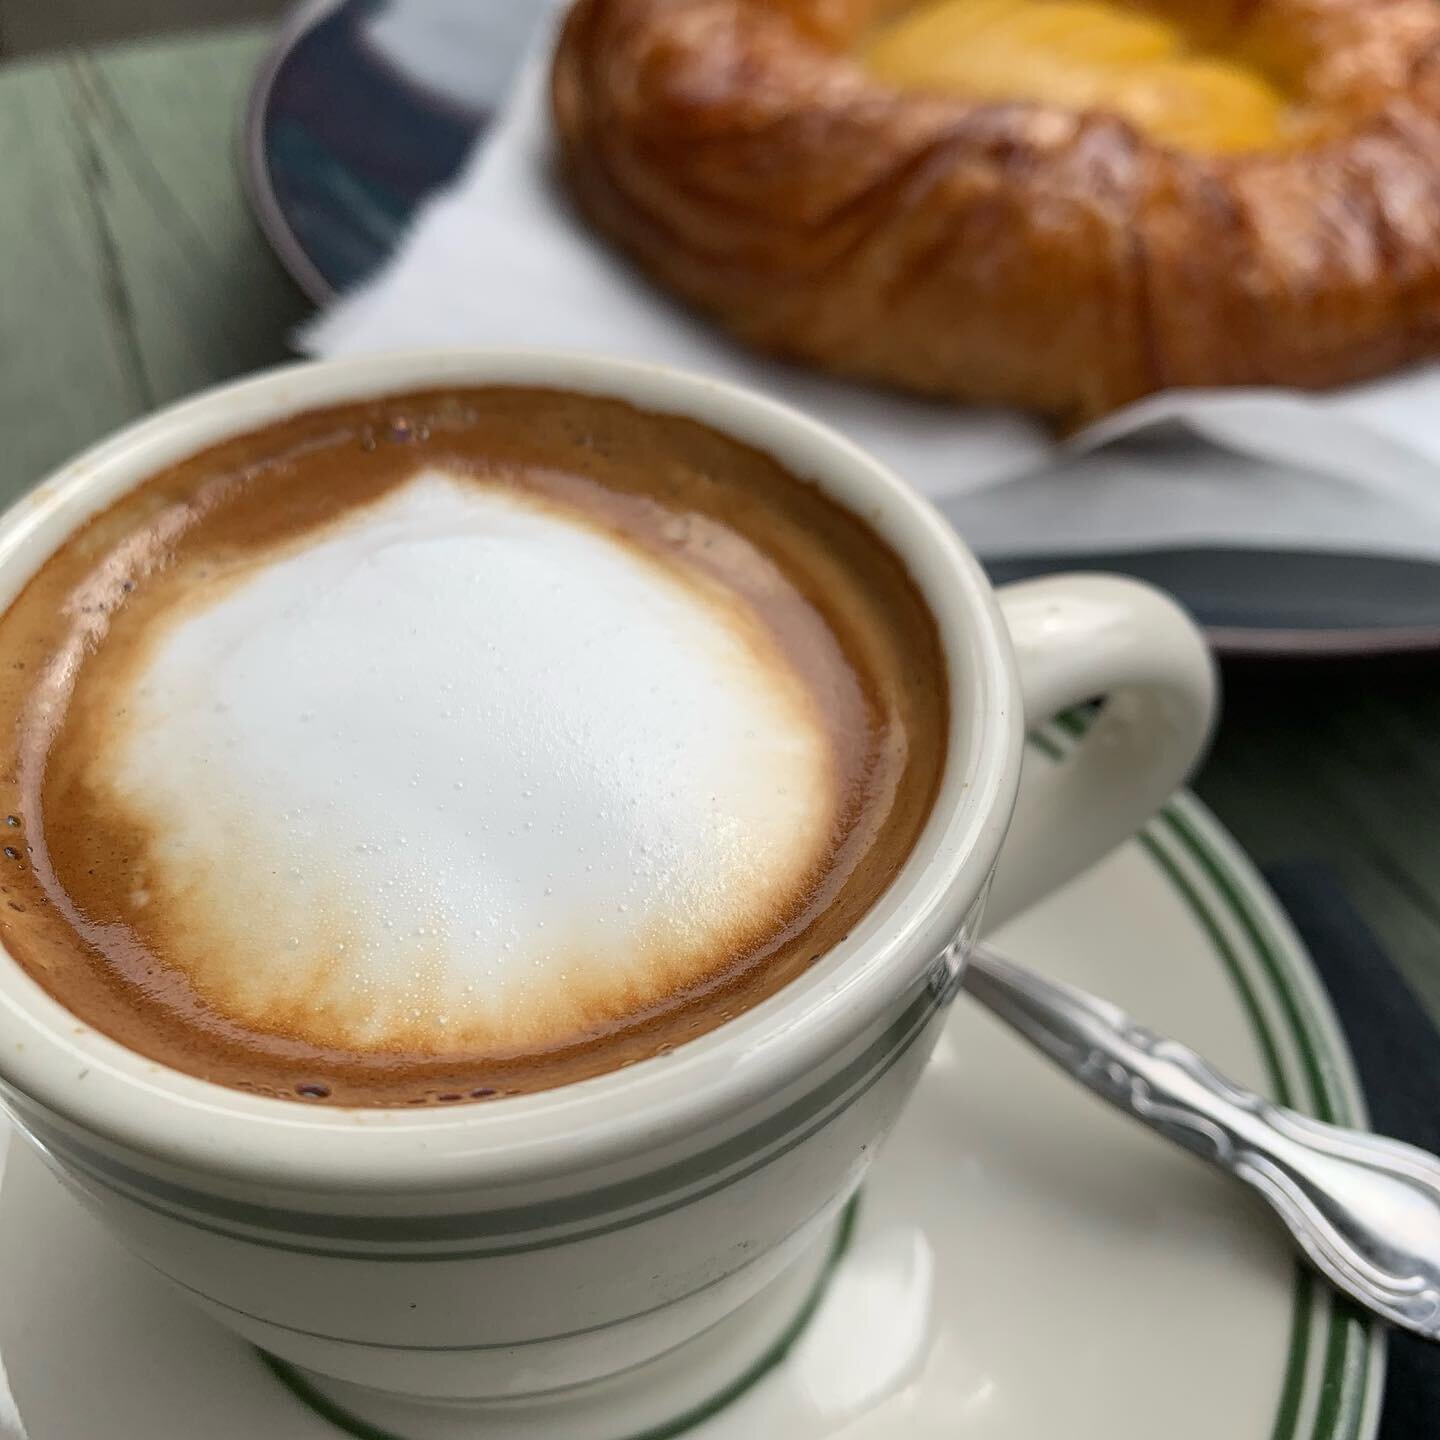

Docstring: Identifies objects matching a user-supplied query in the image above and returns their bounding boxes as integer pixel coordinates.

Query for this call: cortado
[0,388,946,1105]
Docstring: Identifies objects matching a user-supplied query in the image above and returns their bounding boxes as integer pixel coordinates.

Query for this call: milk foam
[96,471,837,1054]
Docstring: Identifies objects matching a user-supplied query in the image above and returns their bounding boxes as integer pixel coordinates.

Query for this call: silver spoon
[965,943,1440,1341]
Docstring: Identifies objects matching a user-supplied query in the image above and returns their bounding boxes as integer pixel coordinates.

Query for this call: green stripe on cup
[133,1188,848,1353]
[257,1196,863,1440]
[41,982,944,1261]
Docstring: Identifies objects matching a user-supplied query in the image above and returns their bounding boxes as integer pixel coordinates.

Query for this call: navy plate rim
[241,0,346,307]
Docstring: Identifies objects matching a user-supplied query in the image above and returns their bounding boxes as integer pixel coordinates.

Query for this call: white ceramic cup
[0,352,1214,1440]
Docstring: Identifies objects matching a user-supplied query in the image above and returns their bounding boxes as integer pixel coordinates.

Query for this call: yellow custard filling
[863,0,1295,153]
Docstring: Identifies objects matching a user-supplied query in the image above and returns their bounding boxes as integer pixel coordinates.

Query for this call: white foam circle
[96,472,837,1055]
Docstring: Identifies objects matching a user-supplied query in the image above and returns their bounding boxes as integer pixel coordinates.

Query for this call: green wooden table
[5,26,1440,1023]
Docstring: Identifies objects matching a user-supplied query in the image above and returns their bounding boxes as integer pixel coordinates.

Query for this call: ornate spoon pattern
[966,943,1440,1340]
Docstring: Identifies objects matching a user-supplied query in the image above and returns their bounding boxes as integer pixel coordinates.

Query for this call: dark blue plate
[244,0,544,300]
[244,0,1440,657]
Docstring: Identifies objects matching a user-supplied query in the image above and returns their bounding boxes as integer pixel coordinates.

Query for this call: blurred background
[0,0,282,57]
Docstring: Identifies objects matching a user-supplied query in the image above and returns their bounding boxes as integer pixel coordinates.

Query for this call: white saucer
[0,778,1382,1440]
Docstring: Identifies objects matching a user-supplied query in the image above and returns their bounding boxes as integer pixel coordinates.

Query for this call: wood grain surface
[2,25,1438,1027]
[0,1,285,61]
[0,28,305,489]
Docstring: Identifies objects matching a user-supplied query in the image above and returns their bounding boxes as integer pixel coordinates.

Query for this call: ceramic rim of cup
[0,350,1021,1193]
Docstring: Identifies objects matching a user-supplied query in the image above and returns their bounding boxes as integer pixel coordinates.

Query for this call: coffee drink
[0,388,945,1105]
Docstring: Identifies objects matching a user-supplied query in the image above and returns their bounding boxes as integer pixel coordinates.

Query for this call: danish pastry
[552,0,1440,420]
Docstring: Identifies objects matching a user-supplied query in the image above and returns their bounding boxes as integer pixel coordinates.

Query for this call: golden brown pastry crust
[552,0,1440,421]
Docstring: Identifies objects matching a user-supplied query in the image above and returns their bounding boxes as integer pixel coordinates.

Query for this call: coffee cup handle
[985,574,1218,929]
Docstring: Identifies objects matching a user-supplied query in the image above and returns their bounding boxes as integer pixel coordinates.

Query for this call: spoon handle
[965,944,1440,1341]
